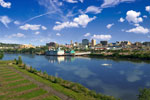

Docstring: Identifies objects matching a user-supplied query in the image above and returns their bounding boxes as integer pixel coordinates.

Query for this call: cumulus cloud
[85,6,102,14]
[20,24,47,31]
[84,33,91,37]
[53,21,79,31]
[56,33,61,36]
[74,14,96,27]
[41,26,47,30]
[0,0,11,8]
[20,24,41,31]
[64,0,83,3]
[143,15,147,18]
[92,34,112,40]
[0,16,11,28]
[146,6,150,13]
[53,14,96,31]
[119,17,125,22]
[14,21,20,25]
[126,26,149,34]
[35,31,40,35]
[126,10,143,24]
[64,0,78,3]
[101,0,135,8]
[106,23,114,29]
[10,33,25,38]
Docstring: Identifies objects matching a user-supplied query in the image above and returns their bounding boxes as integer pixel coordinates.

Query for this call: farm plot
[0,64,61,100]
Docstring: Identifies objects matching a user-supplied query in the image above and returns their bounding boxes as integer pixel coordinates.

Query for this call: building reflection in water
[45,56,75,64]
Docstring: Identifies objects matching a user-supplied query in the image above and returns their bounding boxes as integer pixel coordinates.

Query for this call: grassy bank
[89,52,150,60]
[13,57,116,100]
[0,61,61,100]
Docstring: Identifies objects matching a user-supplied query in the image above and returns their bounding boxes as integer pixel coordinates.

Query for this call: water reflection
[45,56,75,64]
[2,54,150,100]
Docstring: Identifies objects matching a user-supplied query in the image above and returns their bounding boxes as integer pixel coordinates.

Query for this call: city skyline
[0,0,150,45]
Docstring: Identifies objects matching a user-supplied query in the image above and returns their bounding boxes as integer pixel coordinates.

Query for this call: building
[82,39,89,46]
[134,42,142,47]
[143,42,150,47]
[120,41,132,46]
[46,42,58,48]
[91,39,96,46]
[19,44,35,49]
[100,41,108,46]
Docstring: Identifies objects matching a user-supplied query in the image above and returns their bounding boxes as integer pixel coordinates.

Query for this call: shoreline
[0,60,116,100]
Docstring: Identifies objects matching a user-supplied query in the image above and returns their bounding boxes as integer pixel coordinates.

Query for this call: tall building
[71,40,73,45]
[82,39,89,46]
[91,39,96,46]
[100,41,108,46]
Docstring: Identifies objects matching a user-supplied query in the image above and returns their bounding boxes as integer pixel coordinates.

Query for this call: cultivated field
[0,62,61,100]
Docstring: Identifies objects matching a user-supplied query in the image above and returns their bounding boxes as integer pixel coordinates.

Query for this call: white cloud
[146,6,150,13]
[53,14,96,31]
[92,34,112,40]
[41,26,47,30]
[14,21,20,25]
[10,33,25,38]
[126,10,143,24]
[85,6,102,14]
[0,0,11,8]
[80,0,83,3]
[35,31,40,35]
[84,33,91,37]
[65,0,78,3]
[0,16,11,28]
[119,17,125,22]
[106,23,114,29]
[73,14,96,28]
[56,33,61,36]
[53,21,79,31]
[126,26,149,34]
[101,0,135,8]
[143,15,147,18]
[20,24,41,31]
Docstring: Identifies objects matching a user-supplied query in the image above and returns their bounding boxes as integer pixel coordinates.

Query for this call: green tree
[138,88,150,100]
[18,56,23,65]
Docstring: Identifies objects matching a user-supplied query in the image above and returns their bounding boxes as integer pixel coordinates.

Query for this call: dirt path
[7,65,74,100]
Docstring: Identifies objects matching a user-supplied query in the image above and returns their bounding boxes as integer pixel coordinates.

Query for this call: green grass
[43,95,61,100]
[4,76,23,82]
[12,64,96,100]
[9,84,37,92]
[7,79,30,87]
[2,74,19,78]
[16,89,47,99]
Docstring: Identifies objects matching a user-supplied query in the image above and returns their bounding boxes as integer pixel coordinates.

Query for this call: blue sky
[0,0,150,45]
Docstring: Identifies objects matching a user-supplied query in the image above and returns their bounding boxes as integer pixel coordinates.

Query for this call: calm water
[2,54,150,100]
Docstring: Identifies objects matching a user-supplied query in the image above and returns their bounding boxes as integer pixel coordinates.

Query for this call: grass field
[0,61,61,100]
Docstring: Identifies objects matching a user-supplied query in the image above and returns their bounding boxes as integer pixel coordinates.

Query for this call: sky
[0,0,150,45]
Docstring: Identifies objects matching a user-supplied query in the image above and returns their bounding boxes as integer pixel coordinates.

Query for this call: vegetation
[14,57,116,100]
[0,61,61,100]
[90,50,150,60]
[138,88,150,100]
[0,52,4,59]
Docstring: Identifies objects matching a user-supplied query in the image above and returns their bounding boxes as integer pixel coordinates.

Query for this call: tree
[138,88,150,100]
[18,56,23,65]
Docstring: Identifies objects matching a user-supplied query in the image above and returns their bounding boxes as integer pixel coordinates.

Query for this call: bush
[138,88,150,100]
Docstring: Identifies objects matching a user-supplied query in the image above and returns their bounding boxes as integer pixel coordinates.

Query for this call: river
[2,54,150,100]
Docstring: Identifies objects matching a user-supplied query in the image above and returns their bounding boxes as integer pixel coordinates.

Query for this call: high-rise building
[100,41,108,46]
[91,39,96,46]
[71,40,73,45]
[82,39,89,46]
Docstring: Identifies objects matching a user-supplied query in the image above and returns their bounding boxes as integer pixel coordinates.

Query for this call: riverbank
[0,60,116,100]
[88,52,150,61]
